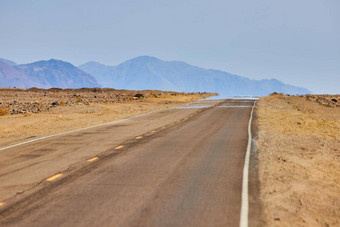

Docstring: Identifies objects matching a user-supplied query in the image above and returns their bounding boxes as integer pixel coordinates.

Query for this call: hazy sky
[1,0,339,93]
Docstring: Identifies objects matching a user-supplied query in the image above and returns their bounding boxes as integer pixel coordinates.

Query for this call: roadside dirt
[0,88,215,147]
[256,94,340,226]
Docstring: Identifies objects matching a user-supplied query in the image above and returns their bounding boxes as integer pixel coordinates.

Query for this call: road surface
[0,99,259,226]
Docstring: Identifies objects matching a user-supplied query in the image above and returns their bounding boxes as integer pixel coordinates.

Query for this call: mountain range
[79,56,310,95]
[0,56,310,95]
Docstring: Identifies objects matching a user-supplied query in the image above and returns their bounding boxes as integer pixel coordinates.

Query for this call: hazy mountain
[1,56,310,94]
[79,56,310,95]
[0,61,40,88]
[78,61,114,86]
[0,58,17,66]
[15,59,100,88]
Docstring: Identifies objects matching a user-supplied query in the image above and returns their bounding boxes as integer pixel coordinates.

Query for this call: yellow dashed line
[151,131,156,133]
[135,136,142,139]
[46,173,63,182]
[185,118,188,120]
[162,126,166,129]
[87,157,98,162]
[0,202,4,207]
[115,145,124,150]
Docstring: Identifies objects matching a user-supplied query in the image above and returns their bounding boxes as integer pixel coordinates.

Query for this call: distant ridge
[0,58,17,66]
[0,58,100,89]
[79,56,310,95]
[15,59,100,89]
[0,61,40,88]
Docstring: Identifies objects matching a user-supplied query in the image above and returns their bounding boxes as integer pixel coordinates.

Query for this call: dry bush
[148,91,155,98]
[269,92,285,97]
[59,99,66,105]
[75,96,82,102]
[0,107,10,116]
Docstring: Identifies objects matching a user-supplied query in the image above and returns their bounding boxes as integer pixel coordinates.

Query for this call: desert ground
[1,88,339,226]
[256,93,340,226]
[0,88,215,148]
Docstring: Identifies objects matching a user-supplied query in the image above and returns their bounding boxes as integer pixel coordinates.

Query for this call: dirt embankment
[0,88,216,147]
[257,94,340,226]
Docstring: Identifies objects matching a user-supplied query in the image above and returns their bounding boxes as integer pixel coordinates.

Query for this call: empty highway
[0,99,259,227]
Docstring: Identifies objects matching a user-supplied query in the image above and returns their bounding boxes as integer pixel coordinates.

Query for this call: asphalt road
[0,99,257,227]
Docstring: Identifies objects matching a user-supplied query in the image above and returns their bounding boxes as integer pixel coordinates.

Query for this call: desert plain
[257,93,340,226]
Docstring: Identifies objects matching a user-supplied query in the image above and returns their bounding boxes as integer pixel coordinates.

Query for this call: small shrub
[59,99,66,105]
[0,107,10,116]
[148,91,155,98]
[76,96,82,102]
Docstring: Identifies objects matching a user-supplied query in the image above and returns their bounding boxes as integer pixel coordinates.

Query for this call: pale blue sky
[1,0,339,93]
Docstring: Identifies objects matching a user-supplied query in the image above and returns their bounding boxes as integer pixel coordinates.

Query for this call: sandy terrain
[0,88,215,147]
[256,94,340,226]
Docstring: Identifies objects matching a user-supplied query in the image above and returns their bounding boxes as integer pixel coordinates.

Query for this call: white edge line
[0,109,162,151]
[239,100,256,227]
[174,106,212,109]
[217,106,252,108]
[0,98,248,152]
[0,97,214,151]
